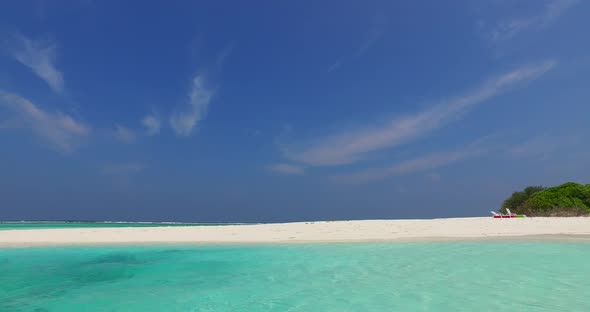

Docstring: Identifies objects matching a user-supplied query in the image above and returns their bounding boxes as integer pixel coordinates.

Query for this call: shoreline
[1,234,590,248]
[1,217,590,247]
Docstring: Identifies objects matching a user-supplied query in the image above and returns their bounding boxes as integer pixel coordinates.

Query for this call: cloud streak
[488,0,578,43]
[508,134,581,159]
[170,75,213,136]
[333,144,486,185]
[114,125,137,143]
[282,61,556,167]
[141,113,160,136]
[328,11,388,72]
[357,11,388,57]
[267,163,305,175]
[0,91,89,152]
[11,35,65,93]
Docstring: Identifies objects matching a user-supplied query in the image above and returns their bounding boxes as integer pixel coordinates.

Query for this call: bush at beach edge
[501,182,590,216]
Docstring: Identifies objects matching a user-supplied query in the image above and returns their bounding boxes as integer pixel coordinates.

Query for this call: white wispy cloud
[282,61,556,167]
[11,35,65,93]
[357,11,388,56]
[327,59,345,73]
[508,134,580,159]
[488,0,578,43]
[216,42,236,69]
[100,163,145,176]
[141,113,160,136]
[425,173,442,183]
[267,163,305,175]
[0,90,89,152]
[114,125,137,143]
[328,11,388,72]
[170,74,213,136]
[333,145,486,185]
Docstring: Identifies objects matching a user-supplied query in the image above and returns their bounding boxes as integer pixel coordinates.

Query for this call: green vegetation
[500,186,545,214]
[501,182,590,216]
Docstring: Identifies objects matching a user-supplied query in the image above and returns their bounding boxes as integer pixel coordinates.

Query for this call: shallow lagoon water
[0,222,235,231]
[1,242,589,311]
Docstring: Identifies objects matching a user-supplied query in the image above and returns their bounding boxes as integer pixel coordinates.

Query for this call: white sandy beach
[1,217,590,247]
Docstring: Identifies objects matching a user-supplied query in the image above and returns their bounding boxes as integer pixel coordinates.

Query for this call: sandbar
[1,217,590,247]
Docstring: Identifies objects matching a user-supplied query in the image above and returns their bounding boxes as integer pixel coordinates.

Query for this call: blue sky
[1,0,589,222]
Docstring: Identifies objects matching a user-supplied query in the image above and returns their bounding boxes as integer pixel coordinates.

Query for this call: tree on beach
[501,182,590,216]
[500,186,545,214]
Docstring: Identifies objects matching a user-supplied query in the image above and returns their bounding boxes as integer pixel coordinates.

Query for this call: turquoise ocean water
[0,222,235,231]
[1,242,589,311]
